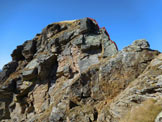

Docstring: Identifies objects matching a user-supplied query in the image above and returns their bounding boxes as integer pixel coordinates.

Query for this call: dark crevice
[82,46,102,54]
[55,38,62,53]
[48,58,58,89]
[69,101,78,109]
[140,86,162,94]
[93,109,98,121]
[80,73,91,86]
[89,118,92,122]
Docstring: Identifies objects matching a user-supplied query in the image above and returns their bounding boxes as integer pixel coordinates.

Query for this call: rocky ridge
[0,18,161,122]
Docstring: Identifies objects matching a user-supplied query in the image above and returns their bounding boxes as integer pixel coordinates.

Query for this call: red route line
[102,27,118,50]
[87,17,118,50]
[101,27,111,40]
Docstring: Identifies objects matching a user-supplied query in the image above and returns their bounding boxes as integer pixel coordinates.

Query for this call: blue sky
[0,0,162,69]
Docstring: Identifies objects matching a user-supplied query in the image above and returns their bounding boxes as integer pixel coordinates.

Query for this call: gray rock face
[3,18,161,122]
[106,53,162,122]
[100,28,118,57]
[71,35,84,45]
[11,45,24,61]
[23,54,57,81]
[80,35,101,53]
[0,89,13,120]
[132,39,150,49]
[79,18,99,33]
[22,40,37,61]
[78,54,100,73]
[0,61,18,82]
[22,58,39,81]
[49,105,66,122]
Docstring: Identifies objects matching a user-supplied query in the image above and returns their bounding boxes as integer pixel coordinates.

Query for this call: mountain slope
[0,18,161,122]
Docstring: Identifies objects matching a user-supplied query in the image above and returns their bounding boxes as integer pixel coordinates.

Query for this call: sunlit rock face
[0,18,162,122]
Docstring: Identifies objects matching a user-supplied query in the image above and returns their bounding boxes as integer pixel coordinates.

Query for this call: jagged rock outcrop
[0,18,161,122]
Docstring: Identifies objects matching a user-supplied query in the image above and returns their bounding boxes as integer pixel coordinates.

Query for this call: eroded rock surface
[0,18,161,122]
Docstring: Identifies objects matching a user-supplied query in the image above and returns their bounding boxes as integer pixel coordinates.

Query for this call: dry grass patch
[120,99,162,122]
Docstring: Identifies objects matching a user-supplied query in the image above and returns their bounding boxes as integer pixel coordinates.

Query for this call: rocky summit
[0,18,161,122]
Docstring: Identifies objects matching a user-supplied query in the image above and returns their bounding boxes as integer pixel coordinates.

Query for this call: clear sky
[0,0,162,69]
